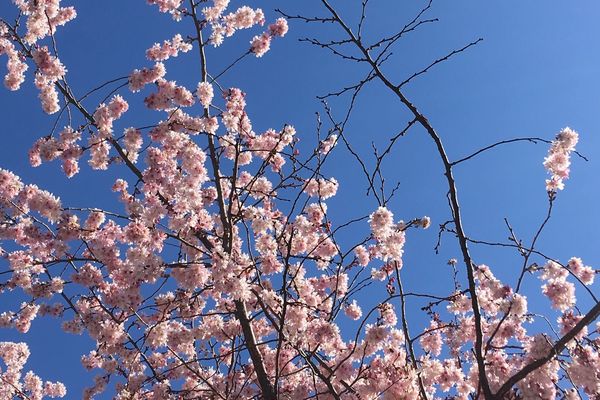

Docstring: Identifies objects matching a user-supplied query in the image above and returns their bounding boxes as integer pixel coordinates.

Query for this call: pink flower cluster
[0,25,28,90]
[344,299,362,320]
[568,256,595,285]
[319,134,338,154]
[207,5,265,47]
[367,206,406,263]
[196,81,214,108]
[12,0,76,45]
[369,206,394,239]
[222,87,252,135]
[32,47,67,114]
[146,34,192,61]
[540,260,576,312]
[146,0,183,19]
[543,127,579,191]
[3,0,76,109]
[0,168,24,201]
[250,18,289,57]
[202,0,230,22]
[129,62,166,92]
[568,344,600,396]
[29,127,82,177]
[0,341,66,399]
[87,95,130,170]
[200,1,287,54]
[1,1,598,399]
[144,79,194,110]
[246,126,295,171]
[13,183,62,223]
[304,177,339,199]
[95,95,129,133]
[123,127,143,163]
[420,320,443,356]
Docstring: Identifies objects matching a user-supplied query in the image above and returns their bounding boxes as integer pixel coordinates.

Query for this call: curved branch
[451,137,549,166]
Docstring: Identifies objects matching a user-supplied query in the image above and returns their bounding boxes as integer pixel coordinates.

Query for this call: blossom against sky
[1,1,600,398]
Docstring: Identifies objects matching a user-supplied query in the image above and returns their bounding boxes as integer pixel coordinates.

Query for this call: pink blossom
[0,3,596,398]
[15,303,39,333]
[202,0,230,22]
[225,6,264,30]
[71,263,103,287]
[375,230,406,262]
[0,342,64,399]
[369,206,394,239]
[196,81,214,108]
[123,128,143,163]
[18,185,62,222]
[0,168,23,200]
[568,257,595,285]
[44,381,67,398]
[542,279,575,311]
[355,245,370,266]
[250,32,272,57]
[87,138,110,170]
[14,0,76,45]
[420,321,443,356]
[147,0,182,15]
[543,127,579,191]
[129,62,166,92]
[378,303,397,327]
[567,345,600,396]
[146,34,192,61]
[0,38,28,90]
[144,79,194,110]
[37,80,60,114]
[559,311,587,340]
[418,216,431,229]
[268,18,289,37]
[107,95,128,119]
[304,177,338,199]
[32,47,66,81]
[318,134,337,154]
[344,300,362,320]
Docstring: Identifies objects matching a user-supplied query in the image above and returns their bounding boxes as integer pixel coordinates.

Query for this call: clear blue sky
[1,1,599,397]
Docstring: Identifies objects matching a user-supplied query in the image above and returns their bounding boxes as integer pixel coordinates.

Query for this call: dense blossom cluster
[196,81,214,109]
[199,2,288,55]
[129,62,166,92]
[249,18,288,57]
[0,342,66,398]
[32,46,66,113]
[13,0,76,45]
[146,33,192,61]
[147,0,183,19]
[29,127,82,177]
[543,127,579,191]
[540,260,577,312]
[0,1,598,399]
[0,22,28,90]
[0,0,75,110]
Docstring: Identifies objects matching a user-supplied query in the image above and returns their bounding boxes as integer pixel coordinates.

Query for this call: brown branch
[395,263,429,400]
[398,38,483,88]
[451,137,549,166]
[316,1,493,396]
[189,2,276,398]
[321,0,493,399]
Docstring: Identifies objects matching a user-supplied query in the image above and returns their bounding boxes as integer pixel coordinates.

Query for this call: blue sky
[1,1,599,397]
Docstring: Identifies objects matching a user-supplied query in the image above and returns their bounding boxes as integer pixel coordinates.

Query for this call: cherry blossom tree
[0,1,599,399]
